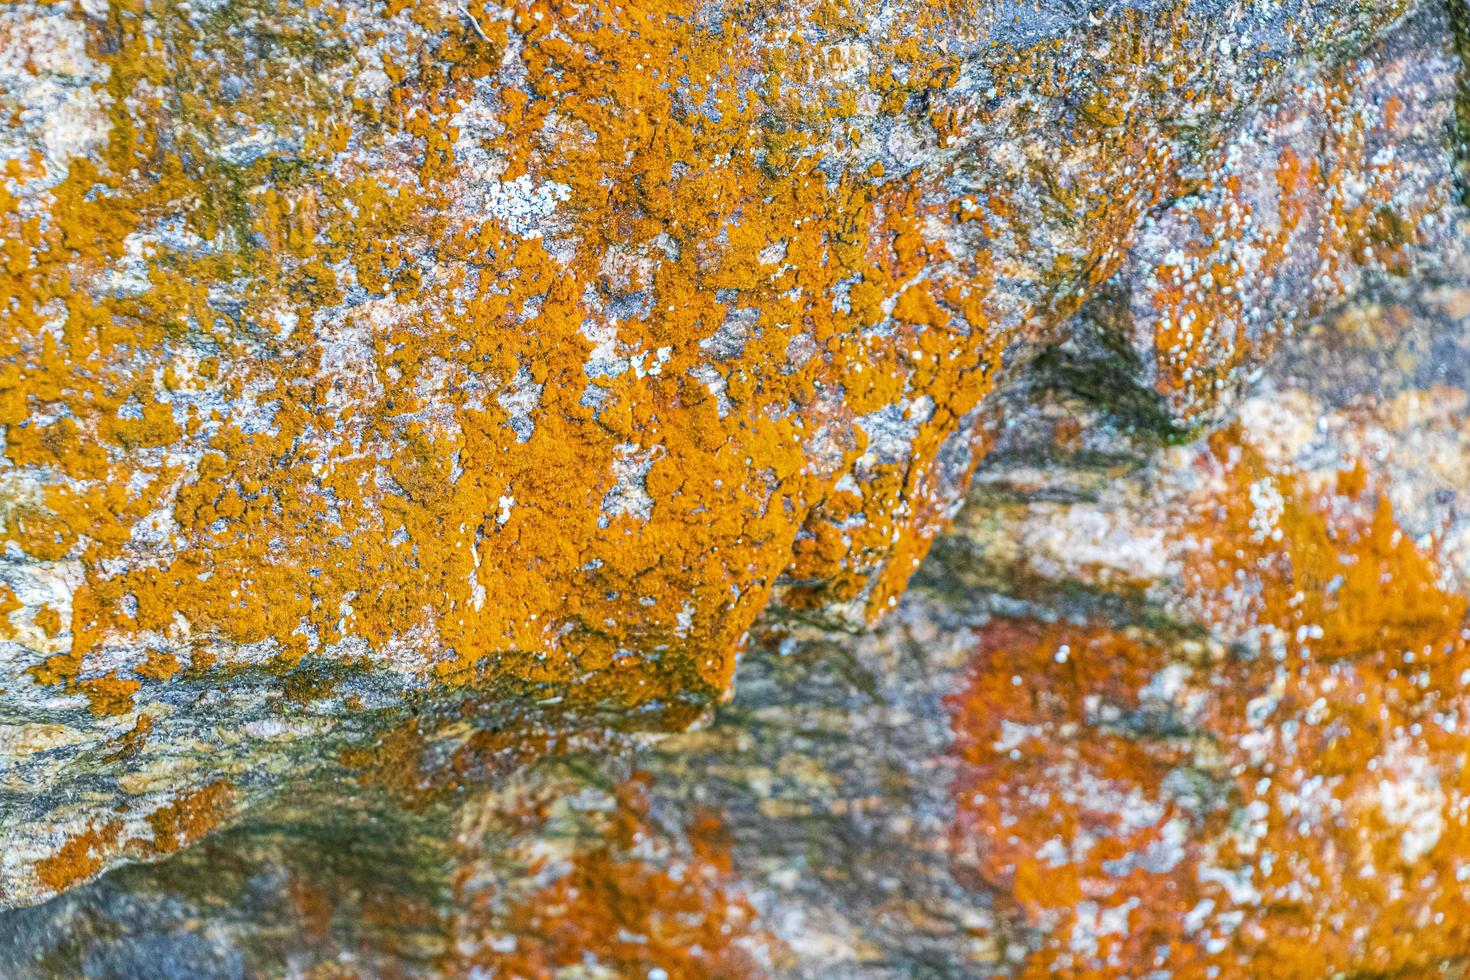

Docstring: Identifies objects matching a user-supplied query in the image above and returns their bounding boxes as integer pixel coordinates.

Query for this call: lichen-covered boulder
[6,179,1470,976]
[0,0,1453,907]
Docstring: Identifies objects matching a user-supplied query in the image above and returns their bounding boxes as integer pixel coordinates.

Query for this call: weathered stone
[7,213,1470,972]
[0,0,1464,945]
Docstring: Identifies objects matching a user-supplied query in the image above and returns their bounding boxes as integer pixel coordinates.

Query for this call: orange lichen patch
[273,861,446,973]
[76,672,142,717]
[142,779,235,856]
[949,438,1470,976]
[24,651,78,689]
[134,649,181,682]
[3,0,1326,720]
[443,728,556,792]
[340,721,438,802]
[1,0,1033,716]
[282,669,340,705]
[36,779,241,895]
[1183,430,1467,662]
[0,583,20,624]
[948,621,1210,974]
[289,873,340,945]
[341,712,559,808]
[447,771,774,978]
[0,0,1424,771]
[32,605,61,637]
[1145,173,1260,418]
[774,0,1209,616]
[33,821,124,893]
[24,649,142,715]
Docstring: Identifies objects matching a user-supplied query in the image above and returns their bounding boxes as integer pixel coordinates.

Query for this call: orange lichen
[32,605,61,637]
[0,583,20,622]
[3,0,1354,726]
[0,0,1431,904]
[32,781,236,895]
[1142,52,1444,420]
[134,650,181,682]
[949,436,1470,976]
[103,711,153,763]
[1183,429,1466,661]
[2,0,1033,716]
[33,821,123,893]
[25,651,141,715]
[143,779,235,855]
[77,672,141,717]
[447,771,774,978]
[948,621,1210,975]
[342,711,561,809]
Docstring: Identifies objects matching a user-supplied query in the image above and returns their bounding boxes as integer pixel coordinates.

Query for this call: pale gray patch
[855,396,934,467]
[497,366,543,442]
[598,443,664,528]
[700,306,758,361]
[484,174,571,238]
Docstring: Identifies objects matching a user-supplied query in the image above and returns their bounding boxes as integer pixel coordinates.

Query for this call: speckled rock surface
[7,210,1470,973]
[2,0,1469,965]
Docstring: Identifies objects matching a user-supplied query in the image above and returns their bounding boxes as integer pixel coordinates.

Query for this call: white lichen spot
[484,174,572,238]
[1246,477,1284,543]
[101,231,156,298]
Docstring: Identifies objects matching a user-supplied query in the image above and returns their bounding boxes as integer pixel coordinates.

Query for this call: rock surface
[6,207,1470,975]
[1,0,1468,967]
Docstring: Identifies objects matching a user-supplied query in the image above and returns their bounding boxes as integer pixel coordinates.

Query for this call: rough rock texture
[6,189,1470,976]
[1,0,1468,960]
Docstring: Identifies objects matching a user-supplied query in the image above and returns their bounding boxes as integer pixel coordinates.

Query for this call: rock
[0,0,1461,928]
[7,206,1470,973]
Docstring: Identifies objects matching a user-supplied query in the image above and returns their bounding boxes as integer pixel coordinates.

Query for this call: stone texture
[1,0,1468,967]
[7,210,1470,971]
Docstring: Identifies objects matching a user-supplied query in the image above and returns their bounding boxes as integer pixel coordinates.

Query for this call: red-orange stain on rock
[950,434,1470,977]
[446,771,774,978]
